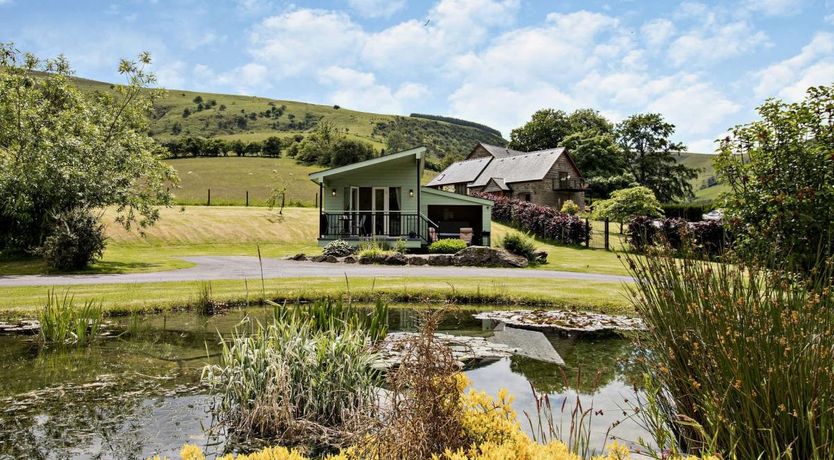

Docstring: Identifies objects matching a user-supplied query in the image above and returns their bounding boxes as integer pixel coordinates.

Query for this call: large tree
[716,84,834,271]
[0,45,176,262]
[508,109,571,151]
[616,113,697,202]
[510,108,627,197]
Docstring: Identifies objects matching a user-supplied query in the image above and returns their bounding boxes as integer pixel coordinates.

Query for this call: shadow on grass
[0,255,161,276]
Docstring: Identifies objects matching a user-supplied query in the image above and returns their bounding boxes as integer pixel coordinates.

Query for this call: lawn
[0,206,633,315]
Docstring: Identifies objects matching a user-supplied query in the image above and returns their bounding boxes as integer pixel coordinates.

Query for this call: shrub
[590,186,662,223]
[627,216,730,256]
[38,209,106,271]
[626,250,834,458]
[661,202,713,221]
[475,193,589,246]
[429,238,467,254]
[560,200,580,215]
[323,239,355,257]
[499,232,537,262]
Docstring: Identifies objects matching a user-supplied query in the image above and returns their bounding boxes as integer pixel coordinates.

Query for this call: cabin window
[454,183,467,195]
[389,187,401,211]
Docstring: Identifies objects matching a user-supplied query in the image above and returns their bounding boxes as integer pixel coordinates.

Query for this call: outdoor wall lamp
[331,189,336,196]
[409,189,414,197]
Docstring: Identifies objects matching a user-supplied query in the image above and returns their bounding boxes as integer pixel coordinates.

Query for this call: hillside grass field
[677,152,729,203]
[0,206,631,314]
[165,157,438,207]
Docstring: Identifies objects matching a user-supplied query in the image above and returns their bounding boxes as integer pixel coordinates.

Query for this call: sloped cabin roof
[469,148,566,187]
[309,146,425,183]
[472,143,523,159]
[425,157,491,187]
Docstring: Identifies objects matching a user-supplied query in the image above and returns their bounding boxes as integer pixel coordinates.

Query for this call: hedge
[627,216,730,256]
[661,203,714,221]
[474,193,589,246]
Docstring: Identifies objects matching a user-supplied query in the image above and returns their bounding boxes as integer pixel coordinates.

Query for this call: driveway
[0,256,633,287]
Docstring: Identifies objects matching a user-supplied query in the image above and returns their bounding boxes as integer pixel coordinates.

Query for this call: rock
[407,256,428,265]
[474,310,645,336]
[453,246,528,268]
[427,254,455,266]
[309,255,326,262]
[289,253,307,261]
[0,320,40,335]
[534,250,548,264]
[383,253,407,265]
[359,255,377,264]
[323,255,338,263]
[343,256,357,264]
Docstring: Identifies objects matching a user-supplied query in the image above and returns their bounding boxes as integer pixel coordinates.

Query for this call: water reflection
[0,306,646,459]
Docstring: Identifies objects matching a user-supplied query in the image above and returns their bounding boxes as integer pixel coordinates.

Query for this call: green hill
[676,152,729,203]
[68,75,507,165]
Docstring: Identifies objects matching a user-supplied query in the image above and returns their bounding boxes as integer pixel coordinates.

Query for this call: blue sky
[2,0,833,151]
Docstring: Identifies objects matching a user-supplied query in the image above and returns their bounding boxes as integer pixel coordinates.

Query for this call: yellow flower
[180,444,204,460]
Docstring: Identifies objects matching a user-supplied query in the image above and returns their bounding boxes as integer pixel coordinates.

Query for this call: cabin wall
[320,158,421,212]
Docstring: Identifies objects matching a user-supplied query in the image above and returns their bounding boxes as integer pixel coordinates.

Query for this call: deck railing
[319,211,438,243]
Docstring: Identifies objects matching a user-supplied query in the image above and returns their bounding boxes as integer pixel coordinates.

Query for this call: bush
[475,193,589,246]
[560,200,580,215]
[499,232,537,262]
[661,202,713,221]
[627,216,730,257]
[429,239,467,254]
[323,239,355,257]
[39,209,106,271]
[626,250,834,458]
[591,186,662,223]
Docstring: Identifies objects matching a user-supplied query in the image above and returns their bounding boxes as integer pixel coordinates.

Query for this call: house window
[454,183,467,195]
[521,193,531,202]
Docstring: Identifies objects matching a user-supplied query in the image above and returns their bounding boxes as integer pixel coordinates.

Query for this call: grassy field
[0,206,631,314]
[677,152,728,203]
[165,157,439,207]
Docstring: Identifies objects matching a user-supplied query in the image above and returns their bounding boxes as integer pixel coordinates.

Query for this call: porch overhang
[308,146,426,184]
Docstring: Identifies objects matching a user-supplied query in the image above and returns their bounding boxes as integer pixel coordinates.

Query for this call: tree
[261,136,282,158]
[591,186,663,227]
[230,139,246,157]
[716,84,834,271]
[616,113,697,202]
[508,109,571,151]
[330,139,374,167]
[384,127,412,153]
[0,46,177,265]
[245,141,261,156]
[193,95,203,104]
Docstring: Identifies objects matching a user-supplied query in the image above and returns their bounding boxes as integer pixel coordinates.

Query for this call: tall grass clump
[626,247,834,458]
[203,303,384,450]
[272,297,388,343]
[39,290,103,346]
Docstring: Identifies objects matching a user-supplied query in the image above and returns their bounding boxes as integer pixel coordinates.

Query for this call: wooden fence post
[207,188,211,206]
[245,191,249,207]
[604,218,610,251]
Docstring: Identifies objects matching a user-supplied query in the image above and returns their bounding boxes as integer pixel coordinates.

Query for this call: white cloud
[668,20,768,67]
[347,0,405,18]
[826,13,834,25]
[647,76,741,136]
[249,9,364,77]
[318,66,429,114]
[641,19,676,48]
[744,0,804,16]
[753,32,834,100]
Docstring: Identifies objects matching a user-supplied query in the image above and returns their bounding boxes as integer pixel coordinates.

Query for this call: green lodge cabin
[309,147,493,249]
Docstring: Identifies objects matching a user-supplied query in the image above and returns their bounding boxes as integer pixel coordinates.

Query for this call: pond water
[0,307,648,459]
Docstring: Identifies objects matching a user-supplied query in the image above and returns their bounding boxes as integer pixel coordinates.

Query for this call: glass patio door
[372,187,389,235]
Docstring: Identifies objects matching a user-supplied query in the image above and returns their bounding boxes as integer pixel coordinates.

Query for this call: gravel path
[0,256,633,287]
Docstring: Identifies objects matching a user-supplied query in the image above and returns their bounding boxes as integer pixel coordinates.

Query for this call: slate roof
[469,148,566,187]
[483,177,510,192]
[476,143,523,159]
[425,157,491,187]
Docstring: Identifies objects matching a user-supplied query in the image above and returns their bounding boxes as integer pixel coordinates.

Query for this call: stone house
[427,142,587,209]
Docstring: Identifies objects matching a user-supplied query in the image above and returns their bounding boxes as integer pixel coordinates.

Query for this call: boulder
[383,253,408,265]
[534,250,548,264]
[359,255,379,265]
[427,254,455,266]
[343,256,357,264]
[289,253,307,261]
[453,246,528,268]
[407,256,428,266]
[323,255,339,263]
[310,255,326,262]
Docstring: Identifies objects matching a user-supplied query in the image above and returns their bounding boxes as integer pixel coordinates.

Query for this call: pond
[0,307,648,459]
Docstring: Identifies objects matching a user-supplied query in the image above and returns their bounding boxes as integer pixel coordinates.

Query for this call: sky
[2,0,834,151]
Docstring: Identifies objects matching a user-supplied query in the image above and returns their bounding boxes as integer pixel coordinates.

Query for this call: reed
[625,247,834,458]
[39,290,103,346]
